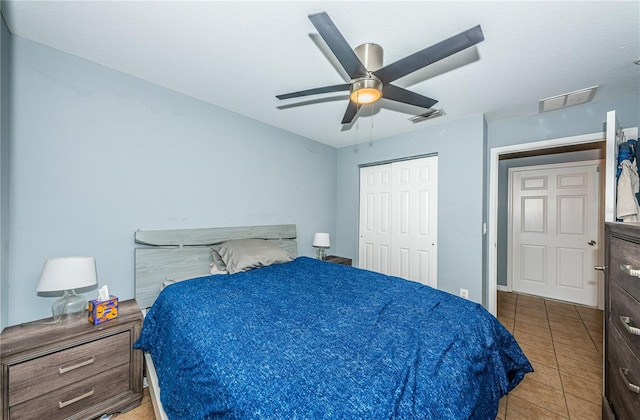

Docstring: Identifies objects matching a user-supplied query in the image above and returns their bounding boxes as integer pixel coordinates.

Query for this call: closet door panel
[359,164,392,275]
[360,156,437,287]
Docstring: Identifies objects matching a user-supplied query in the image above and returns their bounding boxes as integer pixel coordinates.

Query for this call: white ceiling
[2,1,639,148]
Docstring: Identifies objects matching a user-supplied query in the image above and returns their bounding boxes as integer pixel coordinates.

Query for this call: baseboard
[497,285,510,292]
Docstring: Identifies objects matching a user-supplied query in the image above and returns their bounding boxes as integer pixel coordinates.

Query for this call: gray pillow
[210,248,228,271]
[212,239,293,274]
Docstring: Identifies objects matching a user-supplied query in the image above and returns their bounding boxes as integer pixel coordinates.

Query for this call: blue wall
[4,29,639,327]
[7,36,337,325]
[488,94,640,149]
[335,94,640,306]
[0,13,10,330]
[335,115,487,302]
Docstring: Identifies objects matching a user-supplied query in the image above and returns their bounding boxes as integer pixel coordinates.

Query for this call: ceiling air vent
[409,109,446,124]
[539,86,598,113]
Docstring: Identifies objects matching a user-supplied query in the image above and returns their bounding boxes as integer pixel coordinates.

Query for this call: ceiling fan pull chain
[371,106,374,128]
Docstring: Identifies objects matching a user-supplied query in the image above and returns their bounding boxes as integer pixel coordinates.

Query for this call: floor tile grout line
[510,293,571,419]
[576,306,604,356]
[545,297,571,419]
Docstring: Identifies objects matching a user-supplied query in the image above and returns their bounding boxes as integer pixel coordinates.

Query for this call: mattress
[134,257,531,419]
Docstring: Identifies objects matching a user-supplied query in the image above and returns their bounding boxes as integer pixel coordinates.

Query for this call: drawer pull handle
[620,316,640,336]
[58,388,94,409]
[619,368,640,394]
[58,357,95,374]
[620,264,640,278]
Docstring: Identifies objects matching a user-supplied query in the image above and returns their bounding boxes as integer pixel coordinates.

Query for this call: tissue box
[88,295,119,325]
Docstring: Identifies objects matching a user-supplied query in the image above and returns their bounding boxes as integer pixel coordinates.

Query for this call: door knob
[594,265,606,271]
[588,240,596,246]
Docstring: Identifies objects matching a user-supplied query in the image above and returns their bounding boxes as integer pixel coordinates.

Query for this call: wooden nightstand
[1,299,143,420]
[324,255,352,266]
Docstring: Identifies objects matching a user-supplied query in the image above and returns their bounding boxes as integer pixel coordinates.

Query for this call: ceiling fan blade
[341,101,360,124]
[308,12,368,79]
[373,25,484,83]
[382,84,438,109]
[276,84,350,100]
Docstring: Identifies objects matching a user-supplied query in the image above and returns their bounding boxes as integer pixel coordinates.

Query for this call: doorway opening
[487,132,607,315]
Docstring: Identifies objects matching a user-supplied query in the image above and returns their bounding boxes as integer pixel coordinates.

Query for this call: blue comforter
[134,257,531,419]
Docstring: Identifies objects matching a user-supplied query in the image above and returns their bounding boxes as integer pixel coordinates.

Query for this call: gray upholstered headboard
[134,224,297,309]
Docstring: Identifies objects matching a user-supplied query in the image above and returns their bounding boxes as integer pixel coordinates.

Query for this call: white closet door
[359,156,438,287]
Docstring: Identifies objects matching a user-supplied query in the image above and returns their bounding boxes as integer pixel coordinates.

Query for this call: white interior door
[510,162,600,306]
[359,156,438,287]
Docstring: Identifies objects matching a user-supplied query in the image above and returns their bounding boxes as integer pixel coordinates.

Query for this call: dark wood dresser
[0,299,143,420]
[604,222,640,419]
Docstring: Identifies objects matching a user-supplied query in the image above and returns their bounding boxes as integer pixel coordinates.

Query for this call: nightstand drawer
[9,363,130,420]
[8,331,130,406]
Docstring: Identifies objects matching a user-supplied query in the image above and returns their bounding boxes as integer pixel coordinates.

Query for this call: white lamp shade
[312,232,331,248]
[37,256,98,292]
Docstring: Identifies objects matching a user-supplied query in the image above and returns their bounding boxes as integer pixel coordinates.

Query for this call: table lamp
[313,232,330,260]
[37,256,98,321]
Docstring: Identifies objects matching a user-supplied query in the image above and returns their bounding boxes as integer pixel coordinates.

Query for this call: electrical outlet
[460,288,469,299]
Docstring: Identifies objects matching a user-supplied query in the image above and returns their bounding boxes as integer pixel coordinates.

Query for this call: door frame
[506,160,603,306]
[488,131,606,315]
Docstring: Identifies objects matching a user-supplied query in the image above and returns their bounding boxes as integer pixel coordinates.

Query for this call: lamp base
[316,247,327,260]
[52,289,87,321]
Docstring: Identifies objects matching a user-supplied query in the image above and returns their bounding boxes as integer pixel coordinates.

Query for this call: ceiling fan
[276,12,484,125]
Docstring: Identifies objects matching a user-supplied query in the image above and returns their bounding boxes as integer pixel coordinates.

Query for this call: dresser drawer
[607,323,640,420]
[610,280,640,356]
[8,331,130,406]
[9,363,130,420]
[602,396,615,420]
[610,236,640,302]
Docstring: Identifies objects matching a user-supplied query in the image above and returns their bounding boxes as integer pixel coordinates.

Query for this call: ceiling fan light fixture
[350,78,383,104]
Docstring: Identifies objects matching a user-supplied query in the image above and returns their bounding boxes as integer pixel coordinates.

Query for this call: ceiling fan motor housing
[351,44,384,104]
[354,43,383,71]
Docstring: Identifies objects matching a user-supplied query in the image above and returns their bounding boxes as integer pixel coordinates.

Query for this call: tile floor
[114,387,154,419]
[495,291,604,420]
[116,291,605,420]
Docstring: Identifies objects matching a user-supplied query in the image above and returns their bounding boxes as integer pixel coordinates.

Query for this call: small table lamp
[37,256,98,321]
[313,232,330,260]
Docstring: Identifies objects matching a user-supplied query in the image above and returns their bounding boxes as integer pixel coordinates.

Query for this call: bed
[133,224,531,419]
